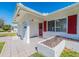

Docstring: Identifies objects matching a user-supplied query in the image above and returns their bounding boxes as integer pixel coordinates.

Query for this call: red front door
[68,15,77,34]
[39,23,43,36]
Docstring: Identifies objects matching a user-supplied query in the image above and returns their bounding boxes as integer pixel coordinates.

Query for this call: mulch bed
[42,36,63,48]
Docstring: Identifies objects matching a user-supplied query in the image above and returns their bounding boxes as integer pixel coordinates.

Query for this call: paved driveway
[0,36,44,57]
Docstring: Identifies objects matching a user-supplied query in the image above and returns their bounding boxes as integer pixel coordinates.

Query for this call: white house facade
[13,3,79,44]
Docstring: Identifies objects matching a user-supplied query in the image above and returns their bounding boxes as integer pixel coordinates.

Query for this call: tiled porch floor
[0,36,44,57]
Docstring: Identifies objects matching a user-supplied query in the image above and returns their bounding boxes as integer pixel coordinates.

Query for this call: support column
[23,21,30,44]
[26,25,30,44]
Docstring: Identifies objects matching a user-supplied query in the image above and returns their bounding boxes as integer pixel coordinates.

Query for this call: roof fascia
[47,3,79,16]
[17,3,44,17]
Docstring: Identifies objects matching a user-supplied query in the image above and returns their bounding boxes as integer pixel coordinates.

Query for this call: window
[48,18,67,32]
[56,18,66,32]
[48,20,55,31]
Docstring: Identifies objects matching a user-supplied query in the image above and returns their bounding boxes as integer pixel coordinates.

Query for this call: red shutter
[44,21,47,32]
[68,15,77,34]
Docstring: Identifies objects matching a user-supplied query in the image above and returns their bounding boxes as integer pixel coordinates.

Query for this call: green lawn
[31,52,44,57]
[0,29,5,32]
[0,42,5,53]
[31,48,79,57]
[60,48,79,57]
[0,33,16,37]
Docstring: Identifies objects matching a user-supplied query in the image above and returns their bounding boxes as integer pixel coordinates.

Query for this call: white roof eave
[15,2,79,18]
[17,3,44,17]
[47,2,79,16]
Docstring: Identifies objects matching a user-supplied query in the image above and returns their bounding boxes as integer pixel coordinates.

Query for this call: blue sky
[0,2,75,24]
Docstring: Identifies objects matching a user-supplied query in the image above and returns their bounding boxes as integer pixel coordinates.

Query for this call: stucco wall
[43,32,79,40]
[30,19,39,37]
[43,32,65,39]
[15,10,29,39]
[16,8,44,38]
[25,13,43,37]
[17,23,26,39]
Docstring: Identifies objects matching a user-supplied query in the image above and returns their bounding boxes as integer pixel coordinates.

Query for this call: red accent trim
[44,21,47,32]
[68,15,77,34]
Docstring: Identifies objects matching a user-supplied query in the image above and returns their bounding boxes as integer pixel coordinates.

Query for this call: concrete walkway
[0,36,44,57]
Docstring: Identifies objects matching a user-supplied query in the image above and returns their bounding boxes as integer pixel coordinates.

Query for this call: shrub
[2,25,11,31]
[0,29,5,32]
[31,52,44,57]
[60,48,79,57]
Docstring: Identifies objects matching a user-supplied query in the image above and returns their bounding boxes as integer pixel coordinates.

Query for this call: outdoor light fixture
[17,14,20,17]
[24,26,27,28]
[35,47,38,52]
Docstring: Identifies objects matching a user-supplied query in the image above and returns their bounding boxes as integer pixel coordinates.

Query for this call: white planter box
[37,37,65,57]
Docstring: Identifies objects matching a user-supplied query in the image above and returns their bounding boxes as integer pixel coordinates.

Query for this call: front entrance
[39,23,43,36]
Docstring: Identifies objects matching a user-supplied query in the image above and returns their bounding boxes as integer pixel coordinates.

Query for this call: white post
[26,25,30,44]
[23,21,30,44]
